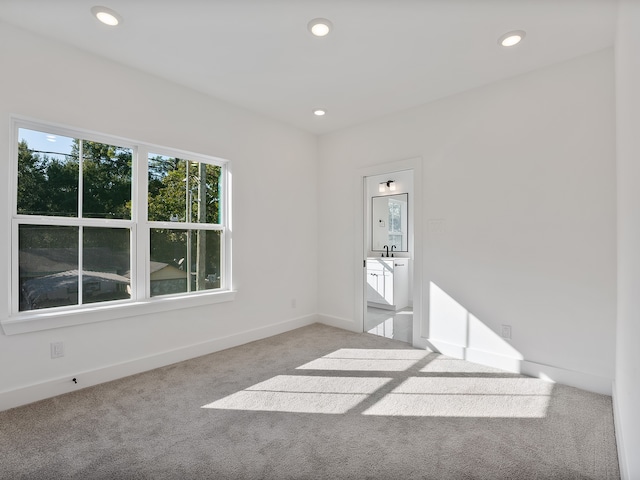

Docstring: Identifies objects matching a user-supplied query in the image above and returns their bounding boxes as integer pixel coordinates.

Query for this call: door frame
[354,157,426,348]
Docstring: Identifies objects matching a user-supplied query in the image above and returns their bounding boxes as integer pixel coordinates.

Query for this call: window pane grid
[12,120,229,316]
[18,224,79,311]
[149,228,222,297]
[148,154,222,225]
[15,216,134,227]
[146,221,224,231]
[82,226,132,305]
[82,140,133,220]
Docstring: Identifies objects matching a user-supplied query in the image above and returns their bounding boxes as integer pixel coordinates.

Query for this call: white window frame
[2,117,234,335]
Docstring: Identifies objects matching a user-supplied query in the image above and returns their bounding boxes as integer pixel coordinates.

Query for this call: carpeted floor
[0,324,620,479]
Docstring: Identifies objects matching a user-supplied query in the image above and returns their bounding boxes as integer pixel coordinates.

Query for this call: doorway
[363,170,414,344]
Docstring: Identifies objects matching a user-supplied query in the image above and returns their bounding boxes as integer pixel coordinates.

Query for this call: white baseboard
[611,381,629,480]
[427,339,523,372]
[427,338,613,395]
[520,359,612,396]
[0,314,318,412]
[317,313,361,333]
[426,339,467,359]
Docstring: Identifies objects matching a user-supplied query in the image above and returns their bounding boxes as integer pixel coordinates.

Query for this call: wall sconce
[379,180,396,193]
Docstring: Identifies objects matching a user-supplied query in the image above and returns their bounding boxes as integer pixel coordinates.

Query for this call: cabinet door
[382,269,394,305]
[391,261,408,310]
[367,260,394,305]
[367,268,385,303]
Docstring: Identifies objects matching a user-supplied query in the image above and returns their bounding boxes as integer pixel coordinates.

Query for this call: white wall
[0,22,318,410]
[614,2,640,478]
[318,49,617,393]
[0,17,623,422]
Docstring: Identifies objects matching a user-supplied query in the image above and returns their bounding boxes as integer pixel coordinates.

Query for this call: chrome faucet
[383,245,389,257]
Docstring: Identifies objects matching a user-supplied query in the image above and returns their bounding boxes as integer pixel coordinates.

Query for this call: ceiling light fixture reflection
[308,18,333,37]
[313,109,326,116]
[498,30,526,47]
[91,6,122,26]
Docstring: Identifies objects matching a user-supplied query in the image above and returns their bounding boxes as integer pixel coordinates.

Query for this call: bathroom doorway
[363,170,414,344]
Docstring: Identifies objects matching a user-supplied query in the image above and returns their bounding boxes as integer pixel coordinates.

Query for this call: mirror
[371,193,408,252]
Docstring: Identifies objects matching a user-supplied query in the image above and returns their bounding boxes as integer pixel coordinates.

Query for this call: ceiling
[0,0,617,135]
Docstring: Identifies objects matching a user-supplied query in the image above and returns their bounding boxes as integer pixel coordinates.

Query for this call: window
[388,198,404,251]
[147,154,223,296]
[9,120,231,328]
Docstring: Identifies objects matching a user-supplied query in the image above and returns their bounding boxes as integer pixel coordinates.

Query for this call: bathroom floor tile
[365,306,413,344]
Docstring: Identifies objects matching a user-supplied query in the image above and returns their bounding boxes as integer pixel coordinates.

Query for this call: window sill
[0,290,236,335]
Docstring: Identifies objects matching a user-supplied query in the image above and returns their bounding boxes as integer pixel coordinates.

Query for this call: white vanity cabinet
[366,258,409,311]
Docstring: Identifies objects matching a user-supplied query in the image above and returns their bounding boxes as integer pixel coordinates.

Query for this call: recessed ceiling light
[313,109,326,116]
[308,18,333,37]
[498,30,526,47]
[91,6,122,26]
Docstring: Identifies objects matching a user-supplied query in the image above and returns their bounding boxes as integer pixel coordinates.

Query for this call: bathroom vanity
[366,258,409,311]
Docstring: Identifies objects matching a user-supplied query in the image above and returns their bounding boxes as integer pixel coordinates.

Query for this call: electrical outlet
[501,325,512,340]
[51,341,64,359]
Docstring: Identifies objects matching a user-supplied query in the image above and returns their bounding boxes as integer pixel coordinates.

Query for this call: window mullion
[77,139,84,306]
[185,160,191,293]
[11,219,20,315]
[146,221,224,231]
[78,225,83,306]
[78,139,84,220]
[135,145,148,301]
[13,216,82,226]
[222,163,231,291]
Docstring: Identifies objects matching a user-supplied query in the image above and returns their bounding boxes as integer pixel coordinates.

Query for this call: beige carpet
[0,324,620,479]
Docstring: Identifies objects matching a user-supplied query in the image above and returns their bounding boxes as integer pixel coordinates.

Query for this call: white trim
[612,381,629,480]
[78,136,84,218]
[10,217,19,320]
[146,145,227,169]
[14,216,134,227]
[8,121,18,323]
[146,221,224,231]
[427,338,613,395]
[520,360,612,396]
[317,313,360,332]
[354,157,425,349]
[223,161,233,291]
[427,338,524,374]
[11,115,224,166]
[136,146,149,300]
[78,226,84,306]
[0,314,318,412]
[1,290,236,335]
[8,116,233,330]
[426,338,470,359]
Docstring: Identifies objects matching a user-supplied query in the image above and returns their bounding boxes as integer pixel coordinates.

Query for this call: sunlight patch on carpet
[297,348,428,371]
[202,349,553,418]
[420,358,509,374]
[202,375,392,414]
[362,377,553,418]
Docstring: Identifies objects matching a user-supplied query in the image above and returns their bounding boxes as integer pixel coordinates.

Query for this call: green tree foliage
[75,140,132,219]
[147,156,221,285]
[148,156,220,224]
[18,141,221,291]
[18,138,133,218]
[19,224,78,251]
[17,140,78,216]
